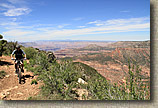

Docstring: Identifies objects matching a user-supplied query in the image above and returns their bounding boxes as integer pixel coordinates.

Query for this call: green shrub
[3,41,18,55]
[36,60,83,100]
[24,47,150,100]
[0,70,7,79]
[0,39,7,56]
[24,47,38,59]
[31,79,38,85]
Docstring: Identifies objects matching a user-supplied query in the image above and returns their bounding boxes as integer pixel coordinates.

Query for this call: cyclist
[11,45,26,74]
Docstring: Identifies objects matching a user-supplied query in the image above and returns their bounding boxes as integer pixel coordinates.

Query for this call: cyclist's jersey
[12,49,25,59]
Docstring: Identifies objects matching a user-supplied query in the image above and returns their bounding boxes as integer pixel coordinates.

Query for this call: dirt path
[0,56,42,100]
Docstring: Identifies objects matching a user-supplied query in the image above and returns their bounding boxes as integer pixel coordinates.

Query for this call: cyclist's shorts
[15,60,23,64]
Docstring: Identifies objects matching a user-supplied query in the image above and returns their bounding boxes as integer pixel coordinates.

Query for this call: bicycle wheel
[18,66,22,84]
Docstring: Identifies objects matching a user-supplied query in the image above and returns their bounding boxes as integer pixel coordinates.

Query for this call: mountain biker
[11,45,26,74]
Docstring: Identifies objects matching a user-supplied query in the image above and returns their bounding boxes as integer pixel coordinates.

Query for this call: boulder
[78,78,88,84]
[72,88,88,100]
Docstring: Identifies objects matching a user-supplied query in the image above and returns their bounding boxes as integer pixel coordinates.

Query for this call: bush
[31,79,38,85]
[24,47,150,100]
[0,70,7,79]
[36,60,83,100]
[86,62,150,100]
[23,47,38,59]
[0,39,7,56]
[3,41,18,55]
[0,34,3,39]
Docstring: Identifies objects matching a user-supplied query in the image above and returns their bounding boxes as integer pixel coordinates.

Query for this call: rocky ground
[0,56,42,100]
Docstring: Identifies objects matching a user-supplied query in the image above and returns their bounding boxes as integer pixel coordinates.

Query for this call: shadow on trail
[21,74,34,84]
[0,61,13,66]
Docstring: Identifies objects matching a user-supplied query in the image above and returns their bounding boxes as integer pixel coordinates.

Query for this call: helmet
[16,45,20,49]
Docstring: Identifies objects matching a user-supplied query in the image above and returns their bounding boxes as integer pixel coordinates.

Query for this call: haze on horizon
[0,0,150,42]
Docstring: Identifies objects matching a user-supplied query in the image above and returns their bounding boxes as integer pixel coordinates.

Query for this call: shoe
[21,68,24,73]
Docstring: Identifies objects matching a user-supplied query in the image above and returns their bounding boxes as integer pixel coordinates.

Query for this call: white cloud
[2,17,150,41]
[45,23,149,37]
[0,3,15,9]
[120,10,130,13]
[106,17,149,25]
[0,22,18,26]
[57,24,70,29]
[3,29,35,37]
[73,17,84,21]
[4,7,31,16]
[87,17,149,26]
[87,20,101,24]
[7,0,26,4]
[11,18,17,21]
[78,26,86,28]
[0,0,31,17]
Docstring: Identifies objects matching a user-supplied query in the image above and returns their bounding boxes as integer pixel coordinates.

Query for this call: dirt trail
[0,56,42,100]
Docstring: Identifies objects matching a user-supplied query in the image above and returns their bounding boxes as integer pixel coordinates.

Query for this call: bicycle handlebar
[11,58,27,60]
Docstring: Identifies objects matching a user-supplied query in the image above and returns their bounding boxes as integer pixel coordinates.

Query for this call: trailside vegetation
[0,34,7,56]
[24,48,150,100]
[0,36,150,100]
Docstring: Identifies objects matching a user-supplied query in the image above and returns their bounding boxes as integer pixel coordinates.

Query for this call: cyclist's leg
[15,60,18,73]
[21,60,24,72]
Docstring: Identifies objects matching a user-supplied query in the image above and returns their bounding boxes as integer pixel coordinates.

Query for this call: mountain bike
[12,58,26,84]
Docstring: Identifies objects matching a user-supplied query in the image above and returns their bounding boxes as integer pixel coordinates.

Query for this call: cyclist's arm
[22,50,26,58]
[24,54,26,58]
[11,50,16,58]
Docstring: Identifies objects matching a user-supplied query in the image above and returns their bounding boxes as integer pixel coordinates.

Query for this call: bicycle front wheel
[18,68,22,84]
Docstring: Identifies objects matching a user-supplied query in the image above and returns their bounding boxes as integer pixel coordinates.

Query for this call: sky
[0,0,150,42]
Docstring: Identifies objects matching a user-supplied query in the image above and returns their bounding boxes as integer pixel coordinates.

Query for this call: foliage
[0,70,7,79]
[24,47,150,100]
[78,53,113,64]
[0,35,7,56]
[0,34,3,39]
[87,62,150,100]
[31,79,38,85]
[23,47,38,59]
[3,41,18,55]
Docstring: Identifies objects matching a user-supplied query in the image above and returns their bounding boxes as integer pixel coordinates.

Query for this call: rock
[77,78,88,84]
[0,92,10,99]
[5,75,10,78]
[0,93,6,99]
[72,88,77,91]
[72,88,88,100]
[14,86,18,89]
[7,92,10,95]
[77,89,88,96]
[17,92,23,95]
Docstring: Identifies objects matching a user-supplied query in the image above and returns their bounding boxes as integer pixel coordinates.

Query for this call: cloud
[78,26,86,28]
[120,10,130,13]
[0,22,18,26]
[4,8,31,16]
[87,20,101,24]
[87,17,149,26]
[0,3,15,9]
[2,17,150,41]
[0,17,19,26]
[57,24,70,29]
[7,0,26,4]
[0,0,31,16]
[73,17,84,21]
[11,18,17,21]
[3,29,35,37]
[44,23,149,37]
